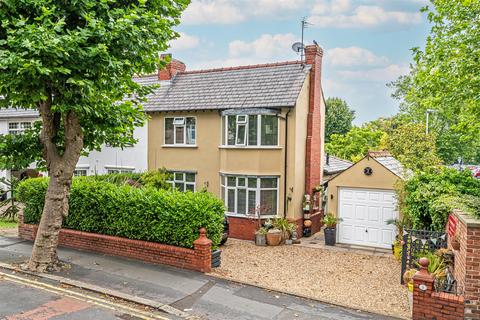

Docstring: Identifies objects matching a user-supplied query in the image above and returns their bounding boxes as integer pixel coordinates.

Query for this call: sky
[168,0,432,124]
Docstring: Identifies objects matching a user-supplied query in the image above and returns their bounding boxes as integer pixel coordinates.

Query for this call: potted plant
[323,213,342,246]
[272,218,295,243]
[255,227,268,246]
[266,228,282,246]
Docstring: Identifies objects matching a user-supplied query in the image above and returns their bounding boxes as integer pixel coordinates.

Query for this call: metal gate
[400,229,447,284]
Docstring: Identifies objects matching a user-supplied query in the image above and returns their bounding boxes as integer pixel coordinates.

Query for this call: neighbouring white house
[0,108,148,180]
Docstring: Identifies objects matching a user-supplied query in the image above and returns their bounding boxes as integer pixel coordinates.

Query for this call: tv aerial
[291,17,313,62]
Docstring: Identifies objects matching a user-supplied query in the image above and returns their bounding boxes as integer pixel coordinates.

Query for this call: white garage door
[338,188,398,249]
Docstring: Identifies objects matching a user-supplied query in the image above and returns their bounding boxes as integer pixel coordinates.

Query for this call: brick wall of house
[18,223,212,273]
[228,217,259,240]
[412,258,465,320]
[448,210,480,319]
[304,45,324,194]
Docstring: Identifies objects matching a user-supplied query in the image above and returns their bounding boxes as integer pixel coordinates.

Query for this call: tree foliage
[325,127,386,162]
[0,123,43,171]
[399,167,480,231]
[384,122,442,171]
[391,0,480,164]
[0,0,189,270]
[325,97,356,142]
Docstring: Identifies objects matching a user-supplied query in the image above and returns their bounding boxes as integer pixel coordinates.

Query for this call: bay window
[223,115,278,146]
[165,117,196,145]
[221,174,278,216]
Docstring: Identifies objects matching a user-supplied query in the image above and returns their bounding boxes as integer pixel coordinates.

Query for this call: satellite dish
[292,42,304,53]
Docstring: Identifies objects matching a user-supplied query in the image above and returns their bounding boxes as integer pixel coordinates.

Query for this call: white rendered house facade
[0,108,148,179]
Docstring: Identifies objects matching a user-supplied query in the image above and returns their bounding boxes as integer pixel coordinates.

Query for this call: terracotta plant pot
[451,239,460,251]
[266,229,282,246]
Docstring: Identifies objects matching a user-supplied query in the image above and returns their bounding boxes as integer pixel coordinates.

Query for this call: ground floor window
[167,171,196,192]
[73,169,88,176]
[106,167,134,174]
[220,174,278,217]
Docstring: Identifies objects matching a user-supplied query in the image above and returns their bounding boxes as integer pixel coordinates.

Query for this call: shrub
[400,167,480,231]
[17,177,225,249]
[92,169,172,190]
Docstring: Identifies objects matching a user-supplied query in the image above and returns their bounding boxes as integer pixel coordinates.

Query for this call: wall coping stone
[453,209,480,228]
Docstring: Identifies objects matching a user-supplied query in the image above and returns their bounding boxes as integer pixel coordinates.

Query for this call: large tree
[325,97,355,142]
[325,127,386,162]
[384,122,442,171]
[391,0,480,164]
[0,0,188,271]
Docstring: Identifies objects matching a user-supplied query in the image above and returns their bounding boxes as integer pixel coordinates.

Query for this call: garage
[325,151,407,249]
[338,187,398,249]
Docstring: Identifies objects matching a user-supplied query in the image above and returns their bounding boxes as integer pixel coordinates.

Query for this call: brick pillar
[193,228,212,273]
[412,258,435,320]
[304,44,324,195]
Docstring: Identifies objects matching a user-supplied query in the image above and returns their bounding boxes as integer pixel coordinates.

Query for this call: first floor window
[167,171,196,192]
[224,114,278,146]
[8,121,32,135]
[73,169,88,176]
[165,117,196,145]
[220,174,278,216]
[107,168,134,174]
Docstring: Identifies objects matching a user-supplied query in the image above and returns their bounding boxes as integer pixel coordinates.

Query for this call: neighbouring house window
[106,168,134,174]
[8,122,32,135]
[220,174,278,216]
[167,171,196,192]
[224,115,278,146]
[73,169,88,177]
[164,117,196,145]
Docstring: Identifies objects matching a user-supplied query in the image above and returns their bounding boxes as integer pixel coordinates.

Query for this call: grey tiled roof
[324,155,352,175]
[0,108,39,119]
[137,63,311,112]
[375,156,410,179]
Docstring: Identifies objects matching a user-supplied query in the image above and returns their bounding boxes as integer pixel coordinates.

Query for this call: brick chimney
[158,54,186,81]
[304,44,324,194]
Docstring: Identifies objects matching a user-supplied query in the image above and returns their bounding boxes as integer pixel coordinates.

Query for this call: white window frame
[106,167,134,174]
[164,116,197,146]
[223,115,279,147]
[73,169,88,177]
[166,171,196,192]
[220,174,279,218]
[8,121,32,135]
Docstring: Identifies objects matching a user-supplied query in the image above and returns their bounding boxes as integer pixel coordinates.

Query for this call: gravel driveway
[211,239,410,319]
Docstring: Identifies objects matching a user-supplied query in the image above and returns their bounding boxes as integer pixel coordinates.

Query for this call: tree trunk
[24,99,83,272]
[25,173,72,272]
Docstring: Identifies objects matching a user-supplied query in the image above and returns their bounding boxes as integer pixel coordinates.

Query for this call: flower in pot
[323,213,342,246]
[271,218,295,243]
[255,227,268,246]
[266,228,282,246]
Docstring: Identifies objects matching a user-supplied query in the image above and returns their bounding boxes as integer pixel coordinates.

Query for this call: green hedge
[17,177,225,249]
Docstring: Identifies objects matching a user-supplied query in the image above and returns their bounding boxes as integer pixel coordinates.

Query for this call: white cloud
[182,0,245,25]
[190,33,299,69]
[326,47,389,67]
[309,3,422,28]
[170,32,200,51]
[229,33,297,59]
[337,64,409,82]
[181,0,304,25]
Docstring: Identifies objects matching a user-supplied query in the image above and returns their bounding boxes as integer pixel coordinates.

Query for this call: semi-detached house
[142,44,325,240]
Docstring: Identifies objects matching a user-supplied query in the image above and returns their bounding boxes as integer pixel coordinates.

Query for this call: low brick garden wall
[448,210,480,319]
[413,259,465,320]
[19,222,212,273]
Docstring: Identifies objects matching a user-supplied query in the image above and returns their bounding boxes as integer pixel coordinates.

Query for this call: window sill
[162,145,198,148]
[218,146,282,150]
[225,213,278,219]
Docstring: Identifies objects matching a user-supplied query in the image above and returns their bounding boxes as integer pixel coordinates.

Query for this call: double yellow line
[0,271,171,320]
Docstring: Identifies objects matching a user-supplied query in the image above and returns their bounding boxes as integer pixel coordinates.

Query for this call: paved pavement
[0,235,397,320]
[0,276,171,320]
